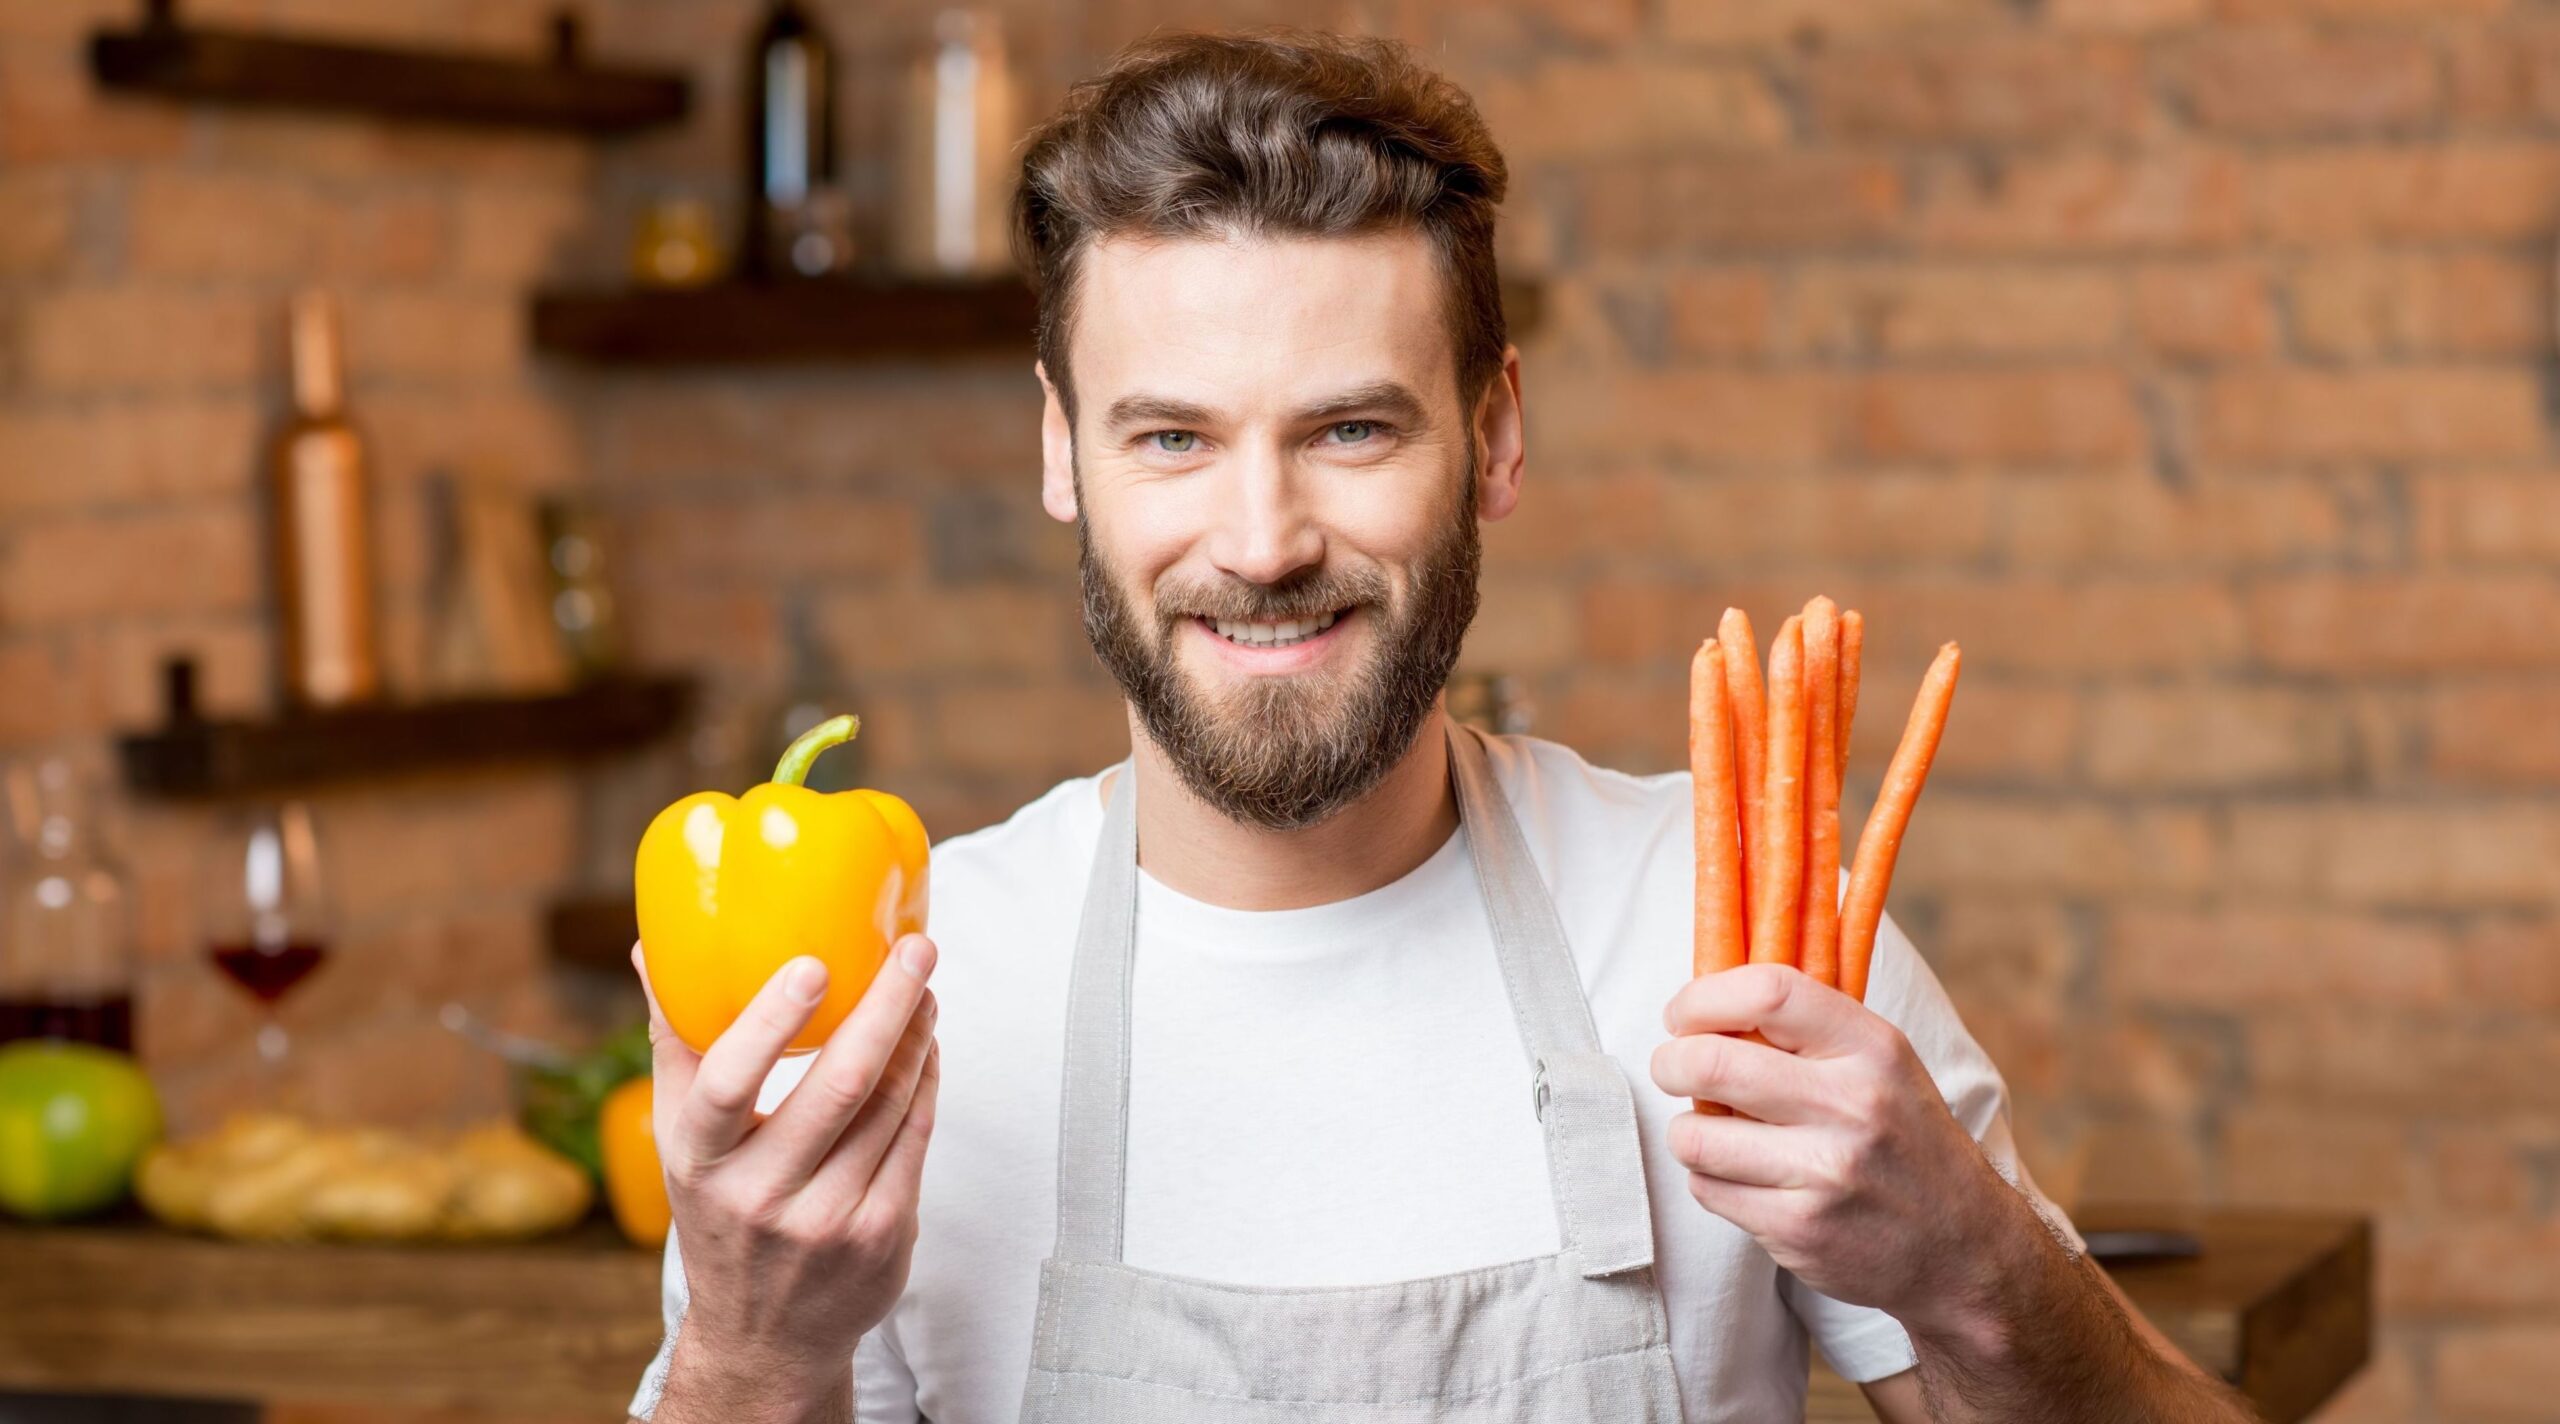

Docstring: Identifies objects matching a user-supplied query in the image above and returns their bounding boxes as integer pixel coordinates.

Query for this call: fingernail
[899,936,936,978]
[784,958,828,1004]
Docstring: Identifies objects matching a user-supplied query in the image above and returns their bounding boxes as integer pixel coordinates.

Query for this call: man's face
[1042,231,1504,829]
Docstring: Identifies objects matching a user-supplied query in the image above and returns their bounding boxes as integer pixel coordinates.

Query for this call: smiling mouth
[1201,609,1345,649]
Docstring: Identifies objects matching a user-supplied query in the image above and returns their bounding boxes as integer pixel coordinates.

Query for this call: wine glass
[202,802,331,1067]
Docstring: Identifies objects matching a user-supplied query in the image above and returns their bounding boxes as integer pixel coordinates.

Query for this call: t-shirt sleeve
[625,1223,687,1419]
[1781,906,2084,1384]
[853,1318,924,1424]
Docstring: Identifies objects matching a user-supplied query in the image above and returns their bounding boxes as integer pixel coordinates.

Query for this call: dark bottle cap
[162,655,199,724]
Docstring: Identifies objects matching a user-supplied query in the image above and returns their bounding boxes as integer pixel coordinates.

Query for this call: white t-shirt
[633,734,2074,1424]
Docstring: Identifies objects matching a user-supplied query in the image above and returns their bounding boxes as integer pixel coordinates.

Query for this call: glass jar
[0,759,136,1051]
[889,10,1019,277]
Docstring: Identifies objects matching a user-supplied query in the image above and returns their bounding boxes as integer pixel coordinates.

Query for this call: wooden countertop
[1,1205,2367,1419]
[1811,1204,2371,1423]
[0,1217,662,1416]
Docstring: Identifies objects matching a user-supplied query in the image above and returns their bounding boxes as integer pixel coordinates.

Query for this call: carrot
[1716,608,1765,943]
[1751,616,1806,969]
[1836,609,1865,769]
[1690,640,1747,979]
[1839,643,1963,1003]
[1797,599,1842,989]
[1689,640,1747,1117]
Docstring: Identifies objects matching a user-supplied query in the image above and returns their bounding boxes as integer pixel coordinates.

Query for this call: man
[629,31,2255,1424]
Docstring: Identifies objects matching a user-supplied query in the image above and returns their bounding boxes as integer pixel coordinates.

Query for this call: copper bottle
[270,292,381,707]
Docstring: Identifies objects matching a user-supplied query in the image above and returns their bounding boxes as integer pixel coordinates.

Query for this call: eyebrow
[1301,381,1428,426]
[1100,380,1431,433]
[1101,394,1218,431]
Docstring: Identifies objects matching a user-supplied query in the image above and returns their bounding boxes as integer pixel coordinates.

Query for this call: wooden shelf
[89,8,688,135]
[547,892,638,972]
[117,674,694,800]
[532,277,1042,365]
[530,276,1550,366]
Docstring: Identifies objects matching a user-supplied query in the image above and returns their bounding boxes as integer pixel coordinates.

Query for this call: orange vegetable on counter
[635,715,929,1055]
[599,1076,670,1249]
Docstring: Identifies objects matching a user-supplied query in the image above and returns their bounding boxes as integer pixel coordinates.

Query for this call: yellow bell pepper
[599,1076,669,1249]
[635,715,928,1055]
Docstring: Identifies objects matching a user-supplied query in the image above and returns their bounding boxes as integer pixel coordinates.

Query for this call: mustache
[1151,569,1391,625]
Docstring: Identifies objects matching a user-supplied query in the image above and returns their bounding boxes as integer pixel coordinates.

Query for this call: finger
[852,1040,939,1233]
[1686,1169,1786,1240]
[635,942,698,1145]
[759,934,939,1179]
[1666,1110,1817,1190]
[1663,962,1876,1058]
[805,1000,936,1196]
[1649,1030,1828,1125]
[675,955,829,1164]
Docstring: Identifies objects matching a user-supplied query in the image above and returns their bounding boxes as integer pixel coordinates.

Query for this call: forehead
[1067,229,1455,418]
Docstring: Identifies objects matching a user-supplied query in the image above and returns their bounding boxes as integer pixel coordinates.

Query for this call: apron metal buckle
[1532,1058,1549,1120]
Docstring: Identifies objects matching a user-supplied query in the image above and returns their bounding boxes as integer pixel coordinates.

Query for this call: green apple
[0,1041,164,1221]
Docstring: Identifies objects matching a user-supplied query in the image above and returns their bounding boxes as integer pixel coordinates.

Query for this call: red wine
[210,939,327,1004]
[0,993,134,1052]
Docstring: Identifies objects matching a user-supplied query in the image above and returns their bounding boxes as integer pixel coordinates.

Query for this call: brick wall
[587,4,2560,1418]
[7,0,2559,1417]
[0,0,609,1131]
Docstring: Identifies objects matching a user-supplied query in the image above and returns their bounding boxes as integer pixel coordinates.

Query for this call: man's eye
[1326,421,1377,444]
[1149,431,1198,453]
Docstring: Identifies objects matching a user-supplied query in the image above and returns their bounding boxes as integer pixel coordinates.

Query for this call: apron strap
[1049,729,1658,1278]
[1444,724,1659,1278]
[1052,762,1139,1264]
[1442,724,1605,1066]
[1530,1050,1659,1276]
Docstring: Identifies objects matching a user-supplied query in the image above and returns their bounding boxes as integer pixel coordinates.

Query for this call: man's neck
[1115,706,1462,911]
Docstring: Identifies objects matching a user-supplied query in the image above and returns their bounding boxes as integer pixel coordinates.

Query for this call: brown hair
[1014,29,1509,420]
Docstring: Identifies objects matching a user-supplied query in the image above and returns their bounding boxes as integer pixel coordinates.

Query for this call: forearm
[1900,1193,2255,1424]
[648,1327,856,1424]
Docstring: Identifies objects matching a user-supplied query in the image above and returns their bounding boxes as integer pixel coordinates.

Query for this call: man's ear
[1037,361,1078,524]
[1473,345,1526,523]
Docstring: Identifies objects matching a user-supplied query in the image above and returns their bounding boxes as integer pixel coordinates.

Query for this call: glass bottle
[0,760,136,1052]
[743,0,845,279]
[270,290,382,708]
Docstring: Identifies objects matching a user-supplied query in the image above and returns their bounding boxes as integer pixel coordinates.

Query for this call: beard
[1079,471,1482,831]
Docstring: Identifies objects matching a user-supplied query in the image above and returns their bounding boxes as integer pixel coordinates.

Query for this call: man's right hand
[635,936,942,1424]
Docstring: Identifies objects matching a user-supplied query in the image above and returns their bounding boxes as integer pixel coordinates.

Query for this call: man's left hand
[1647,962,2033,1333]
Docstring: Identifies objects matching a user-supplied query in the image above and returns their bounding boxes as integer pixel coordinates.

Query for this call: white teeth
[1211,610,1341,649]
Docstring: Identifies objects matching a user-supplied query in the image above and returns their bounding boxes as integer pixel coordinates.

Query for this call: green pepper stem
[772,714,860,787]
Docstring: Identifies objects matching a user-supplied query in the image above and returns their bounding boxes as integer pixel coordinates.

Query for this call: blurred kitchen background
[4,0,2558,1420]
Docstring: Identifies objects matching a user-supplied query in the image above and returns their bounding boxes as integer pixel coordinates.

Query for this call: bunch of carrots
[1689,597,1962,1116]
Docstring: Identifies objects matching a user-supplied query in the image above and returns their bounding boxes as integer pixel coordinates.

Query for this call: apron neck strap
[1052,757,1142,1263]
[1049,724,1658,1277]
[1443,722,1611,1071]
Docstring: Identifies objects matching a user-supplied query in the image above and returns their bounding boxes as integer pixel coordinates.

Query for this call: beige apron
[1017,724,1687,1421]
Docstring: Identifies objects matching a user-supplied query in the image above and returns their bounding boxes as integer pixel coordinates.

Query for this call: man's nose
[1204,446,1324,586]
